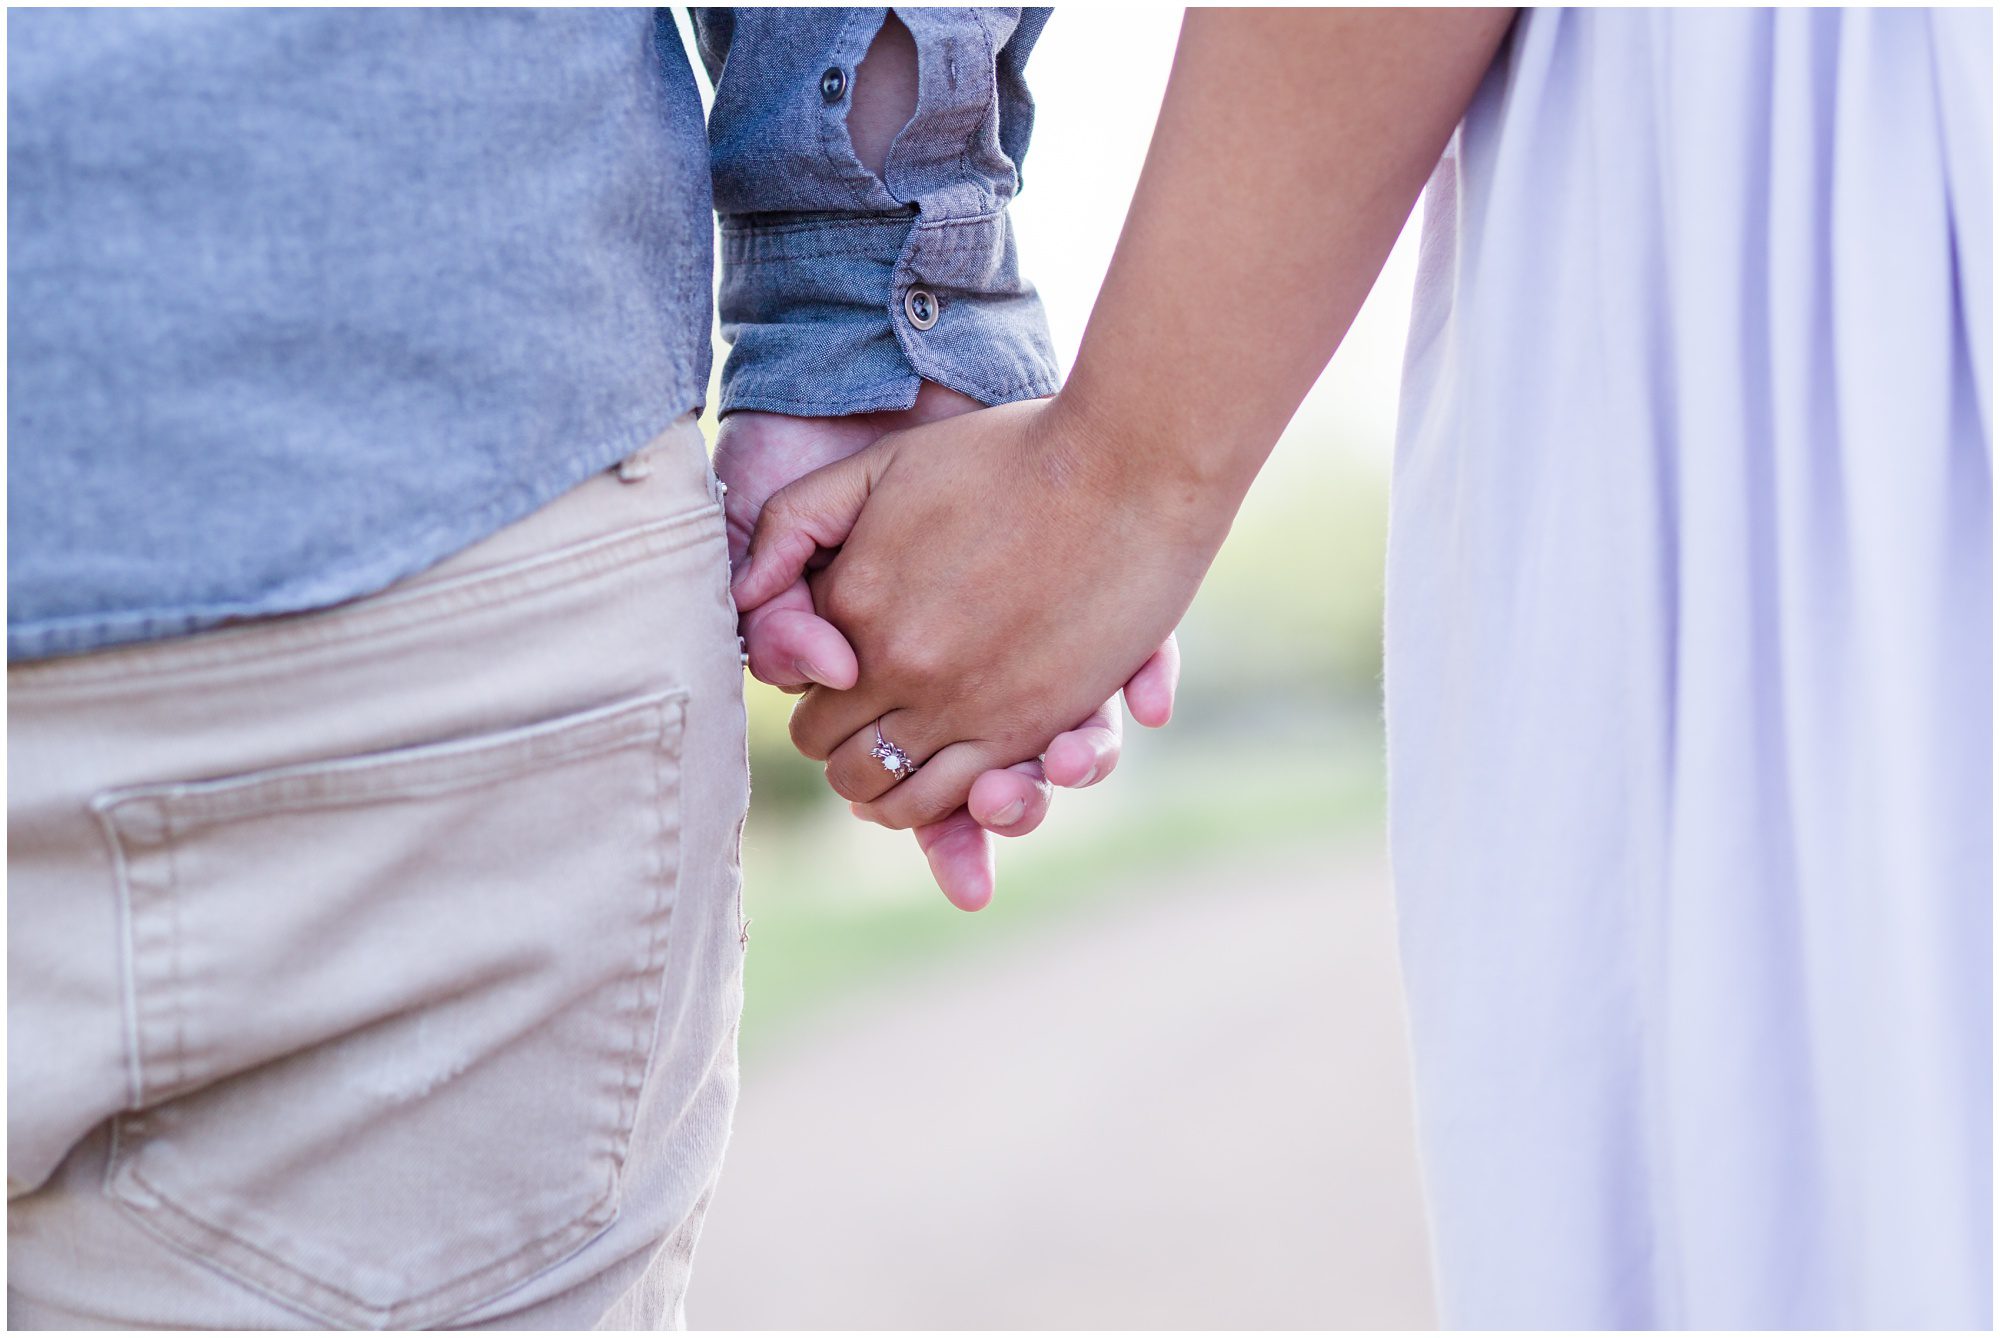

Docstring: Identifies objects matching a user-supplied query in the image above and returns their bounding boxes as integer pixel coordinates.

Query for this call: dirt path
[688,840,1437,1330]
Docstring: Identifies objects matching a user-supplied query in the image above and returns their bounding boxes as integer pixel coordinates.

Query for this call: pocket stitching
[165,803,188,1097]
[106,691,686,825]
[605,700,680,1188]
[628,705,677,1154]
[98,690,689,1328]
[97,691,687,1104]
[110,1153,622,1329]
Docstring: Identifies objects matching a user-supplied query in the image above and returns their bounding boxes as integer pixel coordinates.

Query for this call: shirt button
[819,67,846,102]
[904,288,939,330]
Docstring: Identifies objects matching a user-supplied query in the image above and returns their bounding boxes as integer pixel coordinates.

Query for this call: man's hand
[715,384,1179,911]
[731,395,1215,835]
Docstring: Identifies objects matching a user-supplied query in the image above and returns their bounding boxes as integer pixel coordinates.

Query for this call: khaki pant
[8,417,750,1329]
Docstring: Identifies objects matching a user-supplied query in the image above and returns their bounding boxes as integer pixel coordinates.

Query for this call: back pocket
[93,690,687,1329]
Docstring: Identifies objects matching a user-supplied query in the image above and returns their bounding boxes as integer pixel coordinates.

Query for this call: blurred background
[676,8,1435,1327]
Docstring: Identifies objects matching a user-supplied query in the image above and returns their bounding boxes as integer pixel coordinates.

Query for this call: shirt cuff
[716,207,1059,417]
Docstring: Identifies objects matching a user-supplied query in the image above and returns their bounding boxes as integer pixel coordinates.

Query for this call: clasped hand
[731,394,1222,899]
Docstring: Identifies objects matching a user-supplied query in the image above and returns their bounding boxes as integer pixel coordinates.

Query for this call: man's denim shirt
[6,8,1057,660]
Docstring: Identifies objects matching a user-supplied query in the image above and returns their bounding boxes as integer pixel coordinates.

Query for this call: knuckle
[911,793,959,830]
[763,487,804,528]
[818,566,878,628]
[824,760,868,803]
[745,644,790,687]
[887,784,958,832]
[787,702,832,762]
[879,630,946,686]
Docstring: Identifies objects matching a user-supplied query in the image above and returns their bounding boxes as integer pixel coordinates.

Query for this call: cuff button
[904,288,939,330]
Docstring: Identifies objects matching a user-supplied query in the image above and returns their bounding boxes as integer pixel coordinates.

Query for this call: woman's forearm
[1054,8,1515,512]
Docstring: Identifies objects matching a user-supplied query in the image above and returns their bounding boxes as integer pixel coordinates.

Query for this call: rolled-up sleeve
[693,7,1058,416]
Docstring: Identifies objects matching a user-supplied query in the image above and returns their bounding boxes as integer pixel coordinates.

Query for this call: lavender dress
[1386,9,1991,1326]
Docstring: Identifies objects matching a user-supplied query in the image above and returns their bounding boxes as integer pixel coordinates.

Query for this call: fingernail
[794,657,825,684]
[990,798,1026,828]
[1078,765,1098,787]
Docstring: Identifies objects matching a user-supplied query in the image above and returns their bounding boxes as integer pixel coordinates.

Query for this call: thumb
[729,446,878,613]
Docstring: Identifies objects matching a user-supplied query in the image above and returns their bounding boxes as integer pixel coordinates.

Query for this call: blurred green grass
[738,710,1387,1045]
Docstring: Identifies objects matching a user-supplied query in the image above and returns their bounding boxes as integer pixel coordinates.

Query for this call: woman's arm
[1059,7,1514,504]
[732,8,1515,831]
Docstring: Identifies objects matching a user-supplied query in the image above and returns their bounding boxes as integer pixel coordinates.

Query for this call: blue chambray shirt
[6,7,1056,660]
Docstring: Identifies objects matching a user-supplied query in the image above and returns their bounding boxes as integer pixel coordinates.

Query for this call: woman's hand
[731,395,1226,831]
[716,387,977,697]
[716,385,1180,908]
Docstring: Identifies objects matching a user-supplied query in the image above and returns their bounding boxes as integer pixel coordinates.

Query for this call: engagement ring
[870,723,918,780]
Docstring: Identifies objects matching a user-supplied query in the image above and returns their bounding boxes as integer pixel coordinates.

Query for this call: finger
[912,808,995,912]
[968,760,1054,837]
[730,449,877,613]
[741,579,859,691]
[787,667,897,763]
[1122,632,1181,729]
[851,739,999,831]
[1042,696,1124,789]
[723,487,760,571]
[821,708,947,804]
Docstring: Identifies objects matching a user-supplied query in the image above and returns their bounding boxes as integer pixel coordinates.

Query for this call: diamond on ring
[870,725,917,780]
